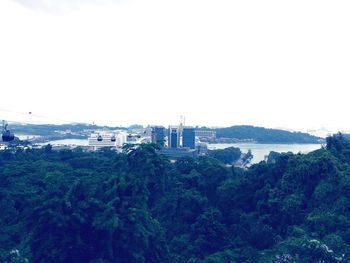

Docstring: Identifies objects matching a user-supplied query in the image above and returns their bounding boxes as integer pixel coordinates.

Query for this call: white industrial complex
[88,131,150,150]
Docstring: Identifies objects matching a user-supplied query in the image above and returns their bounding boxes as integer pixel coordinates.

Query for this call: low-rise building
[88,132,124,150]
[158,147,198,159]
[195,129,216,139]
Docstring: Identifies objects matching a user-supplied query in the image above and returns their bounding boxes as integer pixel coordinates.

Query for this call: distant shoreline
[208,141,324,145]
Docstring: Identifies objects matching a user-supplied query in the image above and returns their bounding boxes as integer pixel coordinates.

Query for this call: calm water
[41,139,88,146]
[207,143,323,164]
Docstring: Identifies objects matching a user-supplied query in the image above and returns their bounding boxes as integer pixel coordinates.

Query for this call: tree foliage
[216,125,322,143]
[1,134,350,262]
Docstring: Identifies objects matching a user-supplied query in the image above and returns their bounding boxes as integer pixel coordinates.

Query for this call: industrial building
[195,129,216,141]
[88,132,124,150]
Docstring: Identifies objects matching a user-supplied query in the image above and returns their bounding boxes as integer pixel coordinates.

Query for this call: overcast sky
[0,0,349,131]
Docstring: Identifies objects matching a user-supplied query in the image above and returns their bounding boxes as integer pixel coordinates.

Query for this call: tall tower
[182,127,195,149]
[168,126,179,148]
[151,126,165,147]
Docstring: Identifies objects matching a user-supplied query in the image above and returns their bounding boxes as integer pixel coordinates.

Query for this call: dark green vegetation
[1,134,350,262]
[216,125,323,144]
[208,147,242,164]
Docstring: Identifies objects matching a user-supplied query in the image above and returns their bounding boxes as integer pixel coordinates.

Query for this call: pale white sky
[0,0,349,131]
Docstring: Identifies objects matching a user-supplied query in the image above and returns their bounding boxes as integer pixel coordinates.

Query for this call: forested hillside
[1,134,350,262]
[216,125,322,144]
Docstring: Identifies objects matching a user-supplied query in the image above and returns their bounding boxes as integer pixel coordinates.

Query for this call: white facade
[88,130,151,151]
[88,132,126,150]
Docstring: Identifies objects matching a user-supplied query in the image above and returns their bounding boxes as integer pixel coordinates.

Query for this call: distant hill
[9,123,127,136]
[216,125,323,144]
[8,123,324,144]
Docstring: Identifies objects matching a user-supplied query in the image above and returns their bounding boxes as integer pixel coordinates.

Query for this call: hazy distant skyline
[0,0,349,131]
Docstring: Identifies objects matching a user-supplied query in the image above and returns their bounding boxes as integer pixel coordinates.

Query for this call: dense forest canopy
[1,134,350,262]
[215,125,323,144]
[207,147,242,165]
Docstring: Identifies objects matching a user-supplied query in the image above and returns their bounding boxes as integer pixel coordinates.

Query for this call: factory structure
[88,132,122,151]
[88,131,149,151]
[87,119,210,158]
[151,126,195,149]
[151,125,207,159]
